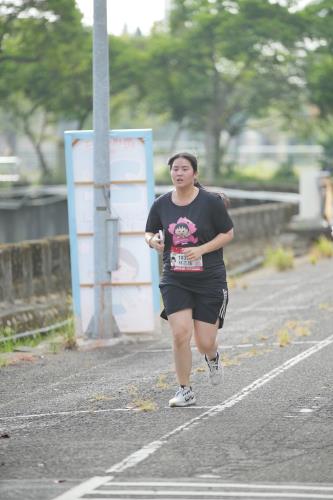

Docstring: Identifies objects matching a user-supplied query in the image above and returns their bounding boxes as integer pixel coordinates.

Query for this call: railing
[155,185,300,204]
[0,156,20,182]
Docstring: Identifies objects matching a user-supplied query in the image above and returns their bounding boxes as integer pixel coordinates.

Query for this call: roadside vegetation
[276,320,312,347]
[264,247,294,272]
[309,236,333,264]
[0,318,76,364]
[127,384,158,412]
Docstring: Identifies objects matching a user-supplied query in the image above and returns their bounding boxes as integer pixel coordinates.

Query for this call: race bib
[170,246,203,272]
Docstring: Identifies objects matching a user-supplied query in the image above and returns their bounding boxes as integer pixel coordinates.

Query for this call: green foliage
[213,162,298,191]
[0,326,16,353]
[0,318,76,354]
[0,0,92,177]
[301,0,333,117]
[272,160,297,182]
[1,0,333,185]
[265,246,294,271]
[298,1,333,172]
[311,236,333,259]
[146,0,312,179]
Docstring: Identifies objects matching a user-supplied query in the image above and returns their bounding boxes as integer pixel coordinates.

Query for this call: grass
[155,374,170,389]
[126,383,158,412]
[0,357,10,368]
[221,354,240,367]
[319,303,333,312]
[276,320,312,347]
[0,317,77,356]
[309,236,333,263]
[0,326,17,353]
[221,347,272,367]
[277,328,292,347]
[285,320,311,337]
[0,330,46,354]
[132,398,158,412]
[264,246,294,271]
[90,394,114,402]
[59,318,77,350]
[195,366,207,373]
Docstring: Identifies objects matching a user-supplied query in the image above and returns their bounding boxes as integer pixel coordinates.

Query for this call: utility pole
[93,0,113,338]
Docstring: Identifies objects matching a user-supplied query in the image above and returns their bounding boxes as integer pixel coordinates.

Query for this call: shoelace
[206,355,219,372]
[176,387,191,396]
[209,361,218,372]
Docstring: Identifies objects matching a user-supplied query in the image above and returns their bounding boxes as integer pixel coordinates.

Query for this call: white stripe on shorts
[218,288,228,320]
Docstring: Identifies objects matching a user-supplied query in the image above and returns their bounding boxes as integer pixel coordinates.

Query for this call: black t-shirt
[145,189,234,289]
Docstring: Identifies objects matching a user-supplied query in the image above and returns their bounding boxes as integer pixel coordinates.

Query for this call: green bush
[310,236,333,259]
[265,246,294,271]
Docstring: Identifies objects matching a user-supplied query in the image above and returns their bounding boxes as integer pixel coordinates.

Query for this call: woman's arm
[183,228,234,261]
[145,231,165,252]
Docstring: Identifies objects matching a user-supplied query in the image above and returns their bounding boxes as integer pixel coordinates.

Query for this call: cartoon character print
[168,217,198,246]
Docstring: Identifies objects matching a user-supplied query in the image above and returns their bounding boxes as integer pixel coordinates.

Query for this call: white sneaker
[205,352,223,386]
[169,386,196,407]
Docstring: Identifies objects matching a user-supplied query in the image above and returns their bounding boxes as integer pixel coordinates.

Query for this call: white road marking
[140,340,321,354]
[0,408,133,421]
[52,479,333,500]
[106,334,333,474]
[51,334,333,500]
[101,481,333,490]
[51,476,112,500]
[85,492,333,498]
[1,339,324,423]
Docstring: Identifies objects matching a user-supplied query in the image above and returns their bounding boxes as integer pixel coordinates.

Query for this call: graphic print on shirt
[168,217,203,272]
[168,217,198,246]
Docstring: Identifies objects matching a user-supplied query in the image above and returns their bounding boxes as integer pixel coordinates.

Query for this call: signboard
[64,129,159,335]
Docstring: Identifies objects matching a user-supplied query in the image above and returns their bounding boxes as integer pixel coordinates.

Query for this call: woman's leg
[194,319,223,385]
[193,318,219,359]
[167,309,193,386]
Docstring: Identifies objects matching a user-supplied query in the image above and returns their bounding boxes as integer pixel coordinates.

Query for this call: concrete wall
[229,202,295,241]
[225,202,297,270]
[0,195,68,244]
[0,236,71,303]
[0,236,71,332]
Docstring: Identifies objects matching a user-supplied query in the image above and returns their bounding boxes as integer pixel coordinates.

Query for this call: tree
[145,0,309,180]
[0,0,92,178]
[298,0,333,171]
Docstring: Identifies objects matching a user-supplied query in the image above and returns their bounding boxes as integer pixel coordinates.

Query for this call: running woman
[145,152,234,407]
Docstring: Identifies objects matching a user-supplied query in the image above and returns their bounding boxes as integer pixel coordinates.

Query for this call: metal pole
[93,0,113,338]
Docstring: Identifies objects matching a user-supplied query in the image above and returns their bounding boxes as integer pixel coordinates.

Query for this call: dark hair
[167,151,230,208]
[167,152,203,188]
[175,222,189,230]
[168,152,198,173]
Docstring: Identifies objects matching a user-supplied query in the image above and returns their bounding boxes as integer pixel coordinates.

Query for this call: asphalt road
[0,257,333,500]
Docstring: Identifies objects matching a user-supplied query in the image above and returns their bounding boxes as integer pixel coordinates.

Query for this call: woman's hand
[183,246,203,261]
[150,233,165,253]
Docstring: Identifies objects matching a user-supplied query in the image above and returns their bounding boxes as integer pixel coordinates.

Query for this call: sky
[75,0,167,35]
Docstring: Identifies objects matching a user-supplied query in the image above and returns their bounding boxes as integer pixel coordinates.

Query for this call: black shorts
[160,285,229,329]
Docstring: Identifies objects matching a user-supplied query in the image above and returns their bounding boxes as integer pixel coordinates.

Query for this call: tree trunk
[23,122,50,178]
[204,123,222,184]
[34,141,50,178]
[169,119,184,153]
